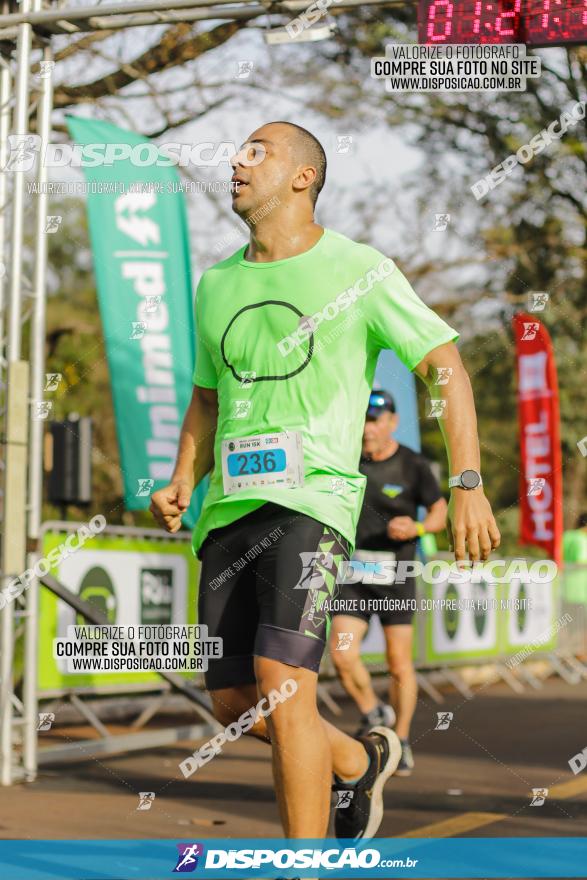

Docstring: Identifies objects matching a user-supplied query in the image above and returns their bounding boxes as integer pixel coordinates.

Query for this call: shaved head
[269,121,327,206]
[231,121,328,220]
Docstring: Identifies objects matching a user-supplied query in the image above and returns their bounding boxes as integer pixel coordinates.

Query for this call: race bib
[221,431,304,496]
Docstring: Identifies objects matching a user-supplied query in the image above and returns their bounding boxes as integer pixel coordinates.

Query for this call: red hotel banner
[513,313,563,566]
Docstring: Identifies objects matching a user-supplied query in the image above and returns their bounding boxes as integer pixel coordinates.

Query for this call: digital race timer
[419,0,587,46]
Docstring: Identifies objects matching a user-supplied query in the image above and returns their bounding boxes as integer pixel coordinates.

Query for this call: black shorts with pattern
[198,502,351,690]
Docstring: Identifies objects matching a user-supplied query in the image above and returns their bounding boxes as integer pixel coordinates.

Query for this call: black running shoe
[333,725,401,841]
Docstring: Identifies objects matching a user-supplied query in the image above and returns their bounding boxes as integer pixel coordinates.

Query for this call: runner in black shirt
[330,389,447,776]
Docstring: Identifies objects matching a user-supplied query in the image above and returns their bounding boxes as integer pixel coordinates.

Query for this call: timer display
[419,0,587,46]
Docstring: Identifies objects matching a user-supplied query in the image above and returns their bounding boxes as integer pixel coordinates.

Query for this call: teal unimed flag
[66,115,206,530]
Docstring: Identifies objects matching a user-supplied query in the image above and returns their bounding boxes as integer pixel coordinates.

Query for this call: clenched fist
[387,516,419,541]
[149,478,193,533]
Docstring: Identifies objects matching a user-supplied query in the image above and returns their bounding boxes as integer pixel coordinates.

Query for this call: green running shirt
[191,227,458,558]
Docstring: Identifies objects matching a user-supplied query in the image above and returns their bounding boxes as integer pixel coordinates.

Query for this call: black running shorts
[335,576,417,627]
[198,502,351,690]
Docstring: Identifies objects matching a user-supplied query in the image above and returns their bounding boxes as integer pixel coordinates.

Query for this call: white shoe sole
[361,725,402,840]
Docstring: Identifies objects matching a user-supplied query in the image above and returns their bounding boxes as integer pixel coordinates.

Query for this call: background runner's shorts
[336,576,417,627]
[198,502,351,690]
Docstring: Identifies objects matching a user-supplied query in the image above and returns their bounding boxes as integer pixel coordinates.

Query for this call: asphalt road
[2,676,587,876]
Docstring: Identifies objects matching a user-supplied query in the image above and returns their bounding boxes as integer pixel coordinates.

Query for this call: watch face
[461,469,480,489]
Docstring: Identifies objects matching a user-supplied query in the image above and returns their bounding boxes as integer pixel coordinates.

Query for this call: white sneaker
[380,703,396,728]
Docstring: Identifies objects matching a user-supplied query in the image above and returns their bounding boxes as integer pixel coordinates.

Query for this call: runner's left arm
[414,341,500,563]
[149,385,218,533]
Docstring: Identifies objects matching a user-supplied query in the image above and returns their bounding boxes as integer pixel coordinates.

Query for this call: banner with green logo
[502,576,558,655]
[357,562,559,667]
[38,528,200,692]
[65,115,206,527]
[423,572,558,664]
[424,576,501,663]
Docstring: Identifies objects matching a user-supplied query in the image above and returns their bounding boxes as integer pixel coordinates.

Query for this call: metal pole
[0,0,33,787]
[6,0,31,363]
[0,574,14,784]
[0,0,406,33]
[0,18,12,520]
[23,23,54,780]
[0,361,28,786]
[0,0,261,26]
[0,3,13,789]
[0,58,10,363]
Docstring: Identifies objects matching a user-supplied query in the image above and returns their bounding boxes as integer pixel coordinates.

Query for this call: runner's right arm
[149,385,218,533]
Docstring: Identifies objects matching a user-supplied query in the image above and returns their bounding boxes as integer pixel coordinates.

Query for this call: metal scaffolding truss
[0,0,405,37]
[0,0,55,787]
[0,0,405,786]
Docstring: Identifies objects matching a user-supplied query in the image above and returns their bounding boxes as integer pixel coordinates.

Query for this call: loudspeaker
[47,416,92,506]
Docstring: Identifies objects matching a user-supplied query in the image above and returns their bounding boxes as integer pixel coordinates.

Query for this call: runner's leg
[329,614,376,714]
[209,682,371,780]
[200,504,396,838]
[253,506,396,838]
[210,683,386,789]
[199,511,369,775]
[384,623,417,739]
[209,685,271,742]
[255,658,334,837]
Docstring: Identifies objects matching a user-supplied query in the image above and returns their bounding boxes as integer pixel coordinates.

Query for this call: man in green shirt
[150,121,500,842]
[563,513,587,605]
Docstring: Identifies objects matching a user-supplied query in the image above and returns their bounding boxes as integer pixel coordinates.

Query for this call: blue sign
[375,349,420,452]
[1,838,585,879]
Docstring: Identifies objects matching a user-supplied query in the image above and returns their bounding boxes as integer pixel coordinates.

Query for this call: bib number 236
[221,432,304,495]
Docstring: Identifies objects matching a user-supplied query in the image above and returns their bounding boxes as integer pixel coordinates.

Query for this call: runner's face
[230,125,298,219]
[362,411,397,455]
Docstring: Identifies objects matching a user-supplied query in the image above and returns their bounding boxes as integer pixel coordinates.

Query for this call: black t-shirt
[356,444,442,558]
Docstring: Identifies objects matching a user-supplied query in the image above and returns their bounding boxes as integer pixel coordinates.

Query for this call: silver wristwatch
[448,469,483,490]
